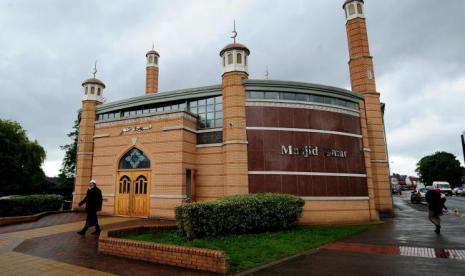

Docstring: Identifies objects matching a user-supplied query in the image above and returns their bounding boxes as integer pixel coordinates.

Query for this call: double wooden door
[115,171,150,217]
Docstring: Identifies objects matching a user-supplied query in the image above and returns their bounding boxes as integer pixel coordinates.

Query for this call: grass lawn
[124,224,375,272]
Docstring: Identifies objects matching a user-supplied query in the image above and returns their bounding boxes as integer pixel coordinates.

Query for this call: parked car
[432,181,452,196]
[392,186,402,195]
[410,188,428,204]
[453,187,465,196]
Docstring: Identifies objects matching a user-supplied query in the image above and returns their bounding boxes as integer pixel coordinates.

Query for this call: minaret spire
[93,60,97,78]
[230,20,237,43]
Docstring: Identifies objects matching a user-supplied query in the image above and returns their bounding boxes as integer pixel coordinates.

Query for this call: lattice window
[119,148,151,169]
[119,176,131,194]
[135,175,148,194]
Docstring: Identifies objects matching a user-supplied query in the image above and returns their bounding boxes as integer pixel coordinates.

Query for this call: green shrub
[175,193,305,239]
[0,194,64,217]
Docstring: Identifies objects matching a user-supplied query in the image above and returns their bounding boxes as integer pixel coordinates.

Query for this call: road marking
[323,242,465,261]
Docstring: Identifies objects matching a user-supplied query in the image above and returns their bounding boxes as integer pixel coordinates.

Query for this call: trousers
[82,211,101,232]
[428,210,441,227]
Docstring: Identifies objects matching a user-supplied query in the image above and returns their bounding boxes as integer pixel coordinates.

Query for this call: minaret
[343,0,393,215]
[145,44,160,94]
[220,22,250,195]
[73,63,105,210]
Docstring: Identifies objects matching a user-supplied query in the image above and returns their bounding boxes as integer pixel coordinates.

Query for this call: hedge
[175,193,305,239]
[0,194,64,217]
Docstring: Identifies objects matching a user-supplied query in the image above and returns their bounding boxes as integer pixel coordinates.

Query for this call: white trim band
[246,100,360,117]
[102,193,115,197]
[371,160,389,163]
[249,171,367,177]
[94,134,110,138]
[162,126,197,134]
[246,126,362,138]
[150,194,187,199]
[196,140,248,148]
[301,196,369,201]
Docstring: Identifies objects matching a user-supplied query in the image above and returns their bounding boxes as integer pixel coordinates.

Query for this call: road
[398,191,465,218]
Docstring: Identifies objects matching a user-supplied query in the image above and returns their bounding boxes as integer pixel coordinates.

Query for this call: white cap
[89,179,96,184]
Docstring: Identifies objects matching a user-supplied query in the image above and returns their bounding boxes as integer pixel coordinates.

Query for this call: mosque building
[73,0,393,224]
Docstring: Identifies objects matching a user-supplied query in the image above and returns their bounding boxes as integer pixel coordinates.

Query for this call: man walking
[77,180,103,236]
[425,188,447,234]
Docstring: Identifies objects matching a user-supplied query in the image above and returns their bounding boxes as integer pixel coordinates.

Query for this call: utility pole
[461,131,465,165]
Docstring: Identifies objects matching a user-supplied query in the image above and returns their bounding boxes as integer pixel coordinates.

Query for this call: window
[135,175,147,194]
[97,88,101,96]
[249,91,265,99]
[244,55,247,66]
[119,148,150,169]
[154,56,158,64]
[237,52,242,64]
[264,91,279,100]
[348,4,355,15]
[223,56,225,66]
[295,93,309,102]
[149,56,153,63]
[91,87,95,94]
[119,176,131,194]
[227,53,233,64]
[186,169,192,200]
[282,92,296,101]
[85,87,88,95]
[357,3,363,14]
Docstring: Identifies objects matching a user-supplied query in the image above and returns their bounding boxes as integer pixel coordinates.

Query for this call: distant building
[72,0,392,224]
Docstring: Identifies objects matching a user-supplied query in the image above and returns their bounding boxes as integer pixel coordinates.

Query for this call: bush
[0,194,64,217]
[175,193,305,239]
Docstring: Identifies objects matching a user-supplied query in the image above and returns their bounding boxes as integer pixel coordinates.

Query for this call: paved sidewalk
[0,213,211,275]
[251,196,465,276]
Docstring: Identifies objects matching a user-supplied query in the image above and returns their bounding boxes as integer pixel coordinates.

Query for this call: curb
[234,248,319,276]
[0,210,74,226]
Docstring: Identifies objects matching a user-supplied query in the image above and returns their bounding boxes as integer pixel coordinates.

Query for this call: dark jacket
[425,189,445,213]
[79,187,103,213]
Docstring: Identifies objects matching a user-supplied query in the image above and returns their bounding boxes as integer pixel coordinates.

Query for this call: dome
[82,78,106,88]
[146,49,160,57]
[343,0,363,9]
[219,43,250,57]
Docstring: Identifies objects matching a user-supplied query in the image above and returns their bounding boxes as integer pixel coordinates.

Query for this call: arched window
[97,88,101,96]
[223,56,225,66]
[119,175,131,194]
[149,56,153,63]
[244,55,247,66]
[227,53,233,64]
[85,87,88,95]
[348,4,355,15]
[119,148,151,169]
[154,56,158,64]
[237,52,242,64]
[90,87,95,94]
[357,3,363,14]
[135,175,148,194]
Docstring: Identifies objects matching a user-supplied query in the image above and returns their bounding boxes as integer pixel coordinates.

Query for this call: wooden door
[116,173,131,216]
[115,171,150,217]
[131,172,149,217]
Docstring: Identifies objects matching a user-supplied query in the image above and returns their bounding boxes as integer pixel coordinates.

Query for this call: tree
[58,119,79,191]
[415,151,465,187]
[0,119,47,195]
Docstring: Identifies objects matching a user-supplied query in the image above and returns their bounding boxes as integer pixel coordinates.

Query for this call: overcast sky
[1,0,464,177]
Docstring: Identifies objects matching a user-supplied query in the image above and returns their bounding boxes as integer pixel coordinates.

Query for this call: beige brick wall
[73,100,97,209]
[90,112,197,217]
[300,200,372,225]
[346,16,393,215]
[146,66,159,94]
[221,71,249,196]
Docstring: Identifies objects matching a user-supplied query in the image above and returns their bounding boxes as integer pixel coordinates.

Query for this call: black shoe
[434,225,441,234]
[91,230,101,235]
[77,231,86,236]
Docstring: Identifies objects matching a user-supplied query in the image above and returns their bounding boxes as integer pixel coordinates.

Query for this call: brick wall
[99,225,229,274]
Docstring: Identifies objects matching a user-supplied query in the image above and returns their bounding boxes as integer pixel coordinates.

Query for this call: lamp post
[461,131,465,165]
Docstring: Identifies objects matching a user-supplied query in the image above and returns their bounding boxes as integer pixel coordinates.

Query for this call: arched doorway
[115,148,151,217]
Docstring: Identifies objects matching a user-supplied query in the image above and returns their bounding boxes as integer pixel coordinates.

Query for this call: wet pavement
[251,196,465,276]
[0,213,212,275]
